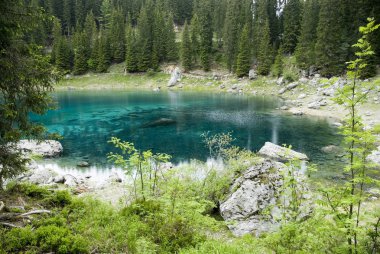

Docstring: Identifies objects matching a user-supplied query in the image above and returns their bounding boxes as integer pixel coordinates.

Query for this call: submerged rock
[15,140,63,158]
[77,161,90,167]
[321,145,342,154]
[257,142,309,162]
[141,118,177,128]
[220,158,312,237]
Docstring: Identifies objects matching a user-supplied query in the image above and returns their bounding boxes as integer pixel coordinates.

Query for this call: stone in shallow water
[258,142,309,162]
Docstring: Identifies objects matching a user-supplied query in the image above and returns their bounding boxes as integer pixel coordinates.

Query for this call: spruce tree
[125,25,139,73]
[110,8,126,63]
[190,14,201,65]
[165,14,178,62]
[282,0,302,54]
[272,47,284,77]
[315,0,347,77]
[223,0,242,72]
[51,18,63,64]
[257,19,272,75]
[236,24,251,77]
[197,0,213,71]
[137,1,154,71]
[55,37,73,72]
[89,34,100,71]
[73,31,88,75]
[96,30,111,73]
[181,21,192,72]
[295,0,319,71]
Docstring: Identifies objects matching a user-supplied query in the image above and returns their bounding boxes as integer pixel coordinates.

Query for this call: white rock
[15,140,63,158]
[220,159,312,237]
[308,101,320,109]
[276,77,285,86]
[258,142,309,162]
[298,93,306,99]
[249,69,257,80]
[167,67,182,87]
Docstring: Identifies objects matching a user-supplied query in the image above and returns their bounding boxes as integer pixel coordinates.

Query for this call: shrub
[43,190,72,207]
[17,183,50,198]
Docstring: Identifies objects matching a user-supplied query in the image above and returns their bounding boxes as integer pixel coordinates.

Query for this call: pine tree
[73,31,88,75]
[197,0,213,71]
[110,8,126,63]
[272,47,284,77]
[137,1,154,71]
[315,0,347,77]
[282,0,302,54]
[190,14,201,65]
[89,33,100,71]
[181,21,192,71]
[223,0,242,72]
[51,18,62,64]
[55,37,73,72]
[96,30,111,73]
[83,11,97,63]
[236,24,251,77]
[295,0,319,71]
[125,25,139,73]
[165,15,178,62]
[257,19,272,75]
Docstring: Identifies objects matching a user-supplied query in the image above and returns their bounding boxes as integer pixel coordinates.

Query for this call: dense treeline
[31,0,380,77]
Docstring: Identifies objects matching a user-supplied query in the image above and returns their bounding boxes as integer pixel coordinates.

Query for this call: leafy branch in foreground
[108,137,171,201]
[320,18,380,254]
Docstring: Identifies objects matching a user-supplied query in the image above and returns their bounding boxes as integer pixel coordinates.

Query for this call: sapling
[320,18,380,254]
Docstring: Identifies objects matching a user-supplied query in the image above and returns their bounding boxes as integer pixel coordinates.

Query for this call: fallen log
[0,222,20,228]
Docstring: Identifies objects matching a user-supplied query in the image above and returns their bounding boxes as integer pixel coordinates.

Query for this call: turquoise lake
[31,91,341,175]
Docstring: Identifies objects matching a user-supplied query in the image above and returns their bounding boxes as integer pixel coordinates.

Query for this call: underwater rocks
[141,118,177,128]
[15,140,63,158]
[368,146,380,166]
[257,142,309,162]
[220,158,312,237]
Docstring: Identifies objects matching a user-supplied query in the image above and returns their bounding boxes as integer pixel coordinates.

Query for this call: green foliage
[319,18,380,254]
[236,24,251,77]
[43,190,72,207]
[272,47,284,77]
[282,0,302,54]
[181,21,192,71]
[16,183,51,198]
[257,19,273,76]
[295,0,320,71]
[315,0,348,77]
[108,137,171,200]
[1,207,89,254]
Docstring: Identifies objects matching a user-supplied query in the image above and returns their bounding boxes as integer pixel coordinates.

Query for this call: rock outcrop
[249,69,257,80]
[167,67,182,87]
[257,142,309,162]
[15,140,63,158]
[220,158,311,236]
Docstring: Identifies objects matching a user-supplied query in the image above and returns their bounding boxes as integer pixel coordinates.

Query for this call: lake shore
[56,67,380,128]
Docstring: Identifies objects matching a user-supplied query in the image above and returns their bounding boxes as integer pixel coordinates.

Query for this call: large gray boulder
[16,140,63,158]
[220,158,311,236]
[249,69,257,80]
[258,142,309,162]
[167,67,182,87]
